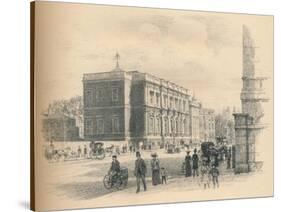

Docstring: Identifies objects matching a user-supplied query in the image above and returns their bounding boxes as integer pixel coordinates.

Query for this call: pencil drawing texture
[33,2,273,211]
[233,25,269,173]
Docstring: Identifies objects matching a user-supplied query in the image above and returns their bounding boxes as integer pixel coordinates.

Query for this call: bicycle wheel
[103,175,112,189]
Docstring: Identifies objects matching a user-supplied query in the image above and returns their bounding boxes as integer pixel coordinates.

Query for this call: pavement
[42,149,256,207]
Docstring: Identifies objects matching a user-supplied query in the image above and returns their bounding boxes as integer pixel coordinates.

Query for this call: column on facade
[161,113,165,137]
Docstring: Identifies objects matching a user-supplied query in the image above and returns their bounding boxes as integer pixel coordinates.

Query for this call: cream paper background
[33,1,273,211]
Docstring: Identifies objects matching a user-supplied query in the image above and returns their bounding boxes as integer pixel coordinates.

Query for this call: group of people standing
[184,148,220,189]
[108,148,221,194]
[109,151,168,193]
[134,151,168,193]
[184,148,199,178]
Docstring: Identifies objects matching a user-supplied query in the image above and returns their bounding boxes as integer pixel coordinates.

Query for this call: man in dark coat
[192,148,199,177]
[108,155,121,186]
[227,148,232,169]
[185,151,192,177]
[134,151,147,193]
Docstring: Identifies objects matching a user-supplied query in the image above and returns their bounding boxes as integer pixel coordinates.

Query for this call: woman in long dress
[185,151,192,177]
[151,153,161,185]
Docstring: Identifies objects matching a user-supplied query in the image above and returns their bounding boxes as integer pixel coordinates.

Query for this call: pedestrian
[77,146,82,158]
[83,145,88,158]
[116,146,120,155]
[160,167,168,184]
[192,148,199,177]
[185,151,192,177]
[151,153,161,186]
[134,151,147,193]
[209,164,220,188]
[129,145,132,153]
[227,148,232,169]
[200,161,210,189]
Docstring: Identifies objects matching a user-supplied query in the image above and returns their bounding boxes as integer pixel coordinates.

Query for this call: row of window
[200,119,215,130]
[149,90,187,112]
[85,116,120,135]
[147,116,190,136]
[85,87,120,107]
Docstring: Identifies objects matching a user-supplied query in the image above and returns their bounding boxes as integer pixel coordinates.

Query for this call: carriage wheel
[103,175,112,189]
[96,150,105,160]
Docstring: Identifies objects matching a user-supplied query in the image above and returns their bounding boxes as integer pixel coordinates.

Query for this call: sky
[35,2,273,113]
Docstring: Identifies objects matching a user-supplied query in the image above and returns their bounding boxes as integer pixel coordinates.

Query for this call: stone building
[83,57,206,148]
[42,113,80,141]
[233,26,268,173]
[199,108,215,143]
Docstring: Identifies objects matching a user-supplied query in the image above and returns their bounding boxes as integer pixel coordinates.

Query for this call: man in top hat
[185,151,192,177]
[134,151,147,193]
[108,155,121,186]
[192,148,199,177]
[151,153,161,185]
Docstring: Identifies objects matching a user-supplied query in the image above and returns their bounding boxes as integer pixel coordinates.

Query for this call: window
[149,116,154,135]
[163,95,167,108]
[175,119,178,134]
[183,101,186,112]
[96,119,104,134]
[164,118,169,135]
[169,97,173,108]
[156,93,160,107]
[96,89,103,102]
[112,117,120,133]
[85,119,93,134]
[85,90,93,107]
[112,87,119,102]
[150,91,154,104]
[170,119,174,134]
[155,117,161,135]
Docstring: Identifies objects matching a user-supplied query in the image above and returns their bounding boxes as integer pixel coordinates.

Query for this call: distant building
[83,55,209,148]
[199,108,215,142]
[42,113,79,141]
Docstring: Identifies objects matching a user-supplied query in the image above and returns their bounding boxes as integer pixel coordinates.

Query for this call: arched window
[148,115,154,135]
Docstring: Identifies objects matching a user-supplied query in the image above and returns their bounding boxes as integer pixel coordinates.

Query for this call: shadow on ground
[56,179,137,200]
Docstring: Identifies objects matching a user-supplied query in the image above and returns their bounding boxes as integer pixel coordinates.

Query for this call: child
[200,162,210,189]
[209,164,220,188]
[160,167,168,184]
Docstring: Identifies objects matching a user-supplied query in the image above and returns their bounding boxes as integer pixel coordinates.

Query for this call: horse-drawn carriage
[103,167,128,190]
[201,141,228,166]
[44,146,75,161]
[89,141,106,160]
[89,141,120,159]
